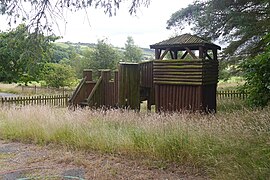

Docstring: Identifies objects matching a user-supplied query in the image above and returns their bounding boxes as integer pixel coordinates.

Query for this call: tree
[41,63,76,88]
[124,36,143,63]
[167,0,270,58]
[60,47,94,78]
[0,0,150,32]
[241,34,270,107]
[85,39,121,79]
[90,39,121,70]
[0,24,58,84]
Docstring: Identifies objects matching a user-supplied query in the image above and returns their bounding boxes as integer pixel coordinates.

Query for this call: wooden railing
[217,90,248,99]
[0,94,69,107]
[87,70,118,108]
[87,75,103,107]
[68,76,87,105]
[69,69,119,108]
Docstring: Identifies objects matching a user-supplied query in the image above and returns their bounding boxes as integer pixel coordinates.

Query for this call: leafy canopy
[167,0,270,57]
[0,24,58,83]
[90,39,121,70]
[241,34,270,107]
[86,39,121,79]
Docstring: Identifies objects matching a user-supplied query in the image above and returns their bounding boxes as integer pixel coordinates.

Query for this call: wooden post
[199,47,204,59]
[118,63,140,111]
[155,49,161,59]
[160,48,170,60]
[101,70,111,82]
[83,69,93,81]
[213,49,218,61]
[101,70,111,106]
[169,51,174,59]
[173,50,178,59]
[114,71,119,105]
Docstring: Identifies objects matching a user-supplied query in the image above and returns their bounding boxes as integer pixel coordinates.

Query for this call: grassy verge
[0,83,20,94]
[0,83,74,96]
[0,102,269,179]
[218,76,245,91]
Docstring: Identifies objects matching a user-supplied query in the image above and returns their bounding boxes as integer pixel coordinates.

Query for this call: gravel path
[0,140,205,179]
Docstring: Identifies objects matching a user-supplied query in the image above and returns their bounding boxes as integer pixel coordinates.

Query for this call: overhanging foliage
[167,0,270,57]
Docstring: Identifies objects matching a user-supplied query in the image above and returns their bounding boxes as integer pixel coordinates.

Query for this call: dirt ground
[0,140,206,180]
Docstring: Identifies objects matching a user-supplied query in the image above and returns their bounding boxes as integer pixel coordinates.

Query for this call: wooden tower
[150,34,221,112]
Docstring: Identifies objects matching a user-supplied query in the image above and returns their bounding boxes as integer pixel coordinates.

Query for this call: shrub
[41,63,76,88]
[241,35,270,107]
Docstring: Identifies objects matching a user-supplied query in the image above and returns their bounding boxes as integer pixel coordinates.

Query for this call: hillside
[54,41,154,60]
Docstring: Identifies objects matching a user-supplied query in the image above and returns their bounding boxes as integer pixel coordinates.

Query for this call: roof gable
[150,34,221,50]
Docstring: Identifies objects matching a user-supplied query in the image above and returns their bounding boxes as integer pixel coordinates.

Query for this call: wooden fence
[217,90,248,99]
[0,94,69,107]
[0,90,248,108]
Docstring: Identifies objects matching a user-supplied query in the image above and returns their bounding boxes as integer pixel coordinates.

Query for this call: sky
[0,0,195,48]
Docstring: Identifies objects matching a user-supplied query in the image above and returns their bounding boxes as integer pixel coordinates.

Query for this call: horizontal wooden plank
[154,81,203,85]
[154,65,218,69]
[153,71,203,75]
[154,75,218,80]
[154,81,218,85]
[154,59,218,63]
[154,77,217,82]
[153,71,218,76]
[154,68,205,72]
[154,65,204,69]
[153,61,218,66]
[154,62,203,66]
[154,75,203,79]
[154,78,203,82]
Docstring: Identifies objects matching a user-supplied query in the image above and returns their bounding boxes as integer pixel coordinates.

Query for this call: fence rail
[217,90,248,99]
[0,94,69,107]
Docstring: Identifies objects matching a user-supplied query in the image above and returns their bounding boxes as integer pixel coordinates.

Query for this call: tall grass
[0,103,269,179]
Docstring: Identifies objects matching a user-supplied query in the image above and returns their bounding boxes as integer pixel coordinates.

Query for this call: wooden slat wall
[154,59,218,112]
[70,70,96,106]
[139,61,153,88]
[118,63,140,110]
[153,59,218,85]
[155,84,202,112]
[88,71,119,108]
[202,84,217,112]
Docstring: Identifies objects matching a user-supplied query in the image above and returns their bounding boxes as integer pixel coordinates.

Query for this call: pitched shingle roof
[150,34,221,50]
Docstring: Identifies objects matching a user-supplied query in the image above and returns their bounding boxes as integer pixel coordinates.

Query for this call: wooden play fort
[69,34,221,112]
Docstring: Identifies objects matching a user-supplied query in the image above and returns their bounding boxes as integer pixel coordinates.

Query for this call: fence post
[65,94,68,107]
[83,69,93,81]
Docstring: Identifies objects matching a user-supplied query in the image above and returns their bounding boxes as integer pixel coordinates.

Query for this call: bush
[41,63,76,88]
[241,35,270,107]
